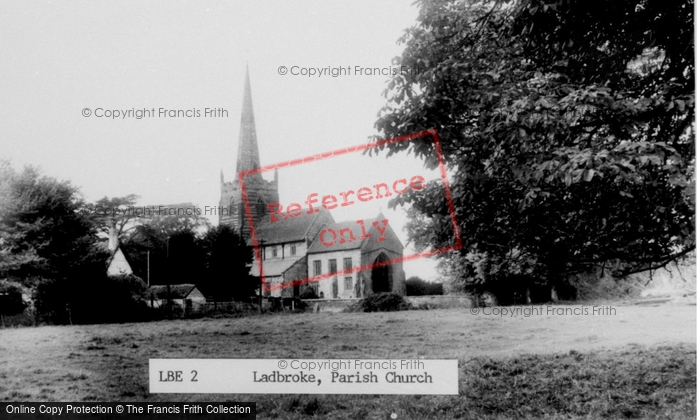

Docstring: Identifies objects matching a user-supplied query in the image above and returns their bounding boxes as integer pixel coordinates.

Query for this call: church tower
[219,67,279,239]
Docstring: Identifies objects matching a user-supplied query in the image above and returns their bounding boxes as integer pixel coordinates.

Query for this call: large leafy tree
[89,194,141,242]
[0,161,110,322]
[199,224,256,301]
[0,161,104,285]
[123,213,209,286]
[126,222,255,301]
[376,0,694,291]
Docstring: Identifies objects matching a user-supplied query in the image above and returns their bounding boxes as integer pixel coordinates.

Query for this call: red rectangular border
[238,129,462,293]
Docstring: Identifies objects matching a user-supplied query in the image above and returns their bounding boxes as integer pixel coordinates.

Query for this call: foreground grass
[460,345,695,420]
[0,307,695,419]
[235,345,696,419]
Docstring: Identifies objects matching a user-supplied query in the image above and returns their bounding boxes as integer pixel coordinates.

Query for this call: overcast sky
[0,1,456,281]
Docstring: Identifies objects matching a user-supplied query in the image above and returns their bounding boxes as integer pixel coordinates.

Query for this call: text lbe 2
[159,371,198,382]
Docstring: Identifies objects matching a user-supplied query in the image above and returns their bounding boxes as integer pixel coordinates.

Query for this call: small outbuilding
[147,284,206,309]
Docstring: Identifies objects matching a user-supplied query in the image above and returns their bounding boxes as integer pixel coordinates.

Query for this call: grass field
[0,302,695,419]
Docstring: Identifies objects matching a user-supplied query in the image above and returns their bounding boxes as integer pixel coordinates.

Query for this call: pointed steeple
[236,66,263,182]
[220,66,279,235]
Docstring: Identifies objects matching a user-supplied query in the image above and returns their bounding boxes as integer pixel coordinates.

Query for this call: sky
[0,1,453,281]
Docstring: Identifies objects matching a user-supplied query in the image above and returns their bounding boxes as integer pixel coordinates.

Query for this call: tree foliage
[406,276,444,296]
[377,0,694,288]
[122,212,210,286]
[0,161,256,321]
[199,224,256,301]
[350,292,412,312]
[88,194,140,241]
[0,279,27,316]
[124,221,255,301]
[0,161,131,323]
[0,161,104,287]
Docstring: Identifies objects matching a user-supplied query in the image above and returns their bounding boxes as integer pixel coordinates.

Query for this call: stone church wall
[360,247,406,296]
[281,257,308,298]
[219,176,278,239]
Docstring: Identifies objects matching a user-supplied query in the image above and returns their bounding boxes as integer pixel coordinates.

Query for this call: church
[219,68,405,299]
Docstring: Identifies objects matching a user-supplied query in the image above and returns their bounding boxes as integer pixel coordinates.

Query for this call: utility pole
[258,239,264,313]
[147,249,150,287]
[166,236,172,318]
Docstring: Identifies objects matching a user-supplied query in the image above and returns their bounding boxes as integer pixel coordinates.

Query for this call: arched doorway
[371,252,393,293]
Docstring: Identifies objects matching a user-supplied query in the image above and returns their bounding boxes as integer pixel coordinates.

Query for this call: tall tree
[167,229,206,286]
[0,161,109,322]
[377,0,694,291]
[0,161,104,285]
[89,194,141,241]
[123,213,209,287]
[199,224,256,301]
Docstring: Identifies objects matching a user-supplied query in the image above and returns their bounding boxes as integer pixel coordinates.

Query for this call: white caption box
[150,359,458,395]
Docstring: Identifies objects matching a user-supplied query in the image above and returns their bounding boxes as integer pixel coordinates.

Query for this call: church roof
[253,208,333,245]
[250,256,305,277]
[306,213,388,254]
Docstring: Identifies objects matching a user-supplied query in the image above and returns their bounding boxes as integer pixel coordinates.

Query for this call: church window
[313,260,322,276]
[228,197,235,215]
[291,244,296,256]
[329,259,337,274]
[344,277,352,291]
[256,198,265,219]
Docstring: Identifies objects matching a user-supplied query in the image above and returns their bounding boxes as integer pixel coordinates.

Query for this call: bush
[405,276,444,296]
[34,273,150,325]
[34,278,71,324]
[571,270,645,301]
[349,293,411,312]
[180,301,255,319]
[71,274,150,324]
[0,280,27,316]
[149,301,184,320]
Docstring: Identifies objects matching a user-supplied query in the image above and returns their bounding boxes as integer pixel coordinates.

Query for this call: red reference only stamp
[239,129,461,296]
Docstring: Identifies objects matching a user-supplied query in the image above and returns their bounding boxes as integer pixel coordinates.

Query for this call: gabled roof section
[358,212,404,255]
[97,239,134,276]
[250,256,305,277]
[107,247,133,276]
[253,207,334,245]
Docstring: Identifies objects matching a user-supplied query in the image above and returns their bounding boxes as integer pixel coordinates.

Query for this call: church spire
[220,66,279,234]
[236,66,263,182]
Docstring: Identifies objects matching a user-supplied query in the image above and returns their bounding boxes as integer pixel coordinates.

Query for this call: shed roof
[148,284,198,299]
